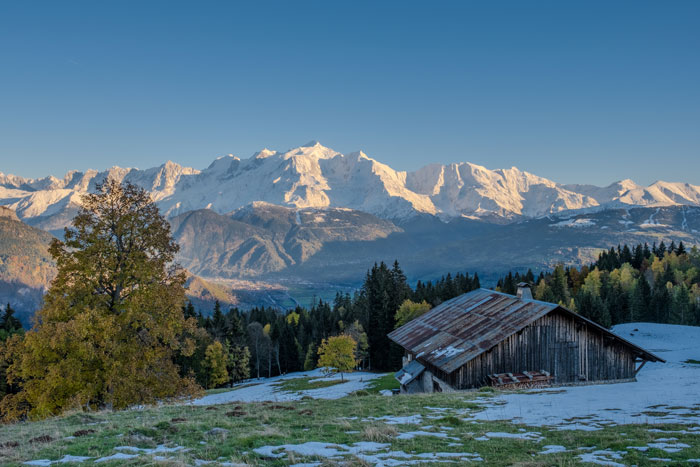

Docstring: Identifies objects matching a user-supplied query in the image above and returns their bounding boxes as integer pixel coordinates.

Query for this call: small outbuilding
[388,286,664,393]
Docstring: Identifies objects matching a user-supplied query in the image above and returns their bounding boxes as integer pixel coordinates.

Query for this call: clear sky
[1,0,698,186]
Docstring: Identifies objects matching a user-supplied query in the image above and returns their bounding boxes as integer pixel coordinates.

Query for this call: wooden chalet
[388,286,664,393]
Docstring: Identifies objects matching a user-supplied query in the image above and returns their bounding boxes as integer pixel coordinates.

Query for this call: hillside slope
[0,207,55,324]
[2,323,698,466]
[170,203,401,278]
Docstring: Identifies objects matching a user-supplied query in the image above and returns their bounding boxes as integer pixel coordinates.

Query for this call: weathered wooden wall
[416,309,637,389]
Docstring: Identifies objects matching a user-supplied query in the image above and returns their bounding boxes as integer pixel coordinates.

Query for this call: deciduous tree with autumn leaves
[1,180,201,421]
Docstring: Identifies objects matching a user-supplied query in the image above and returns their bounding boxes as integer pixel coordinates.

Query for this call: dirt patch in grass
[298,409,314,416]
[268,404,295,411]
[171,417,188,423]
[226,410,247,417]
[0,441,19,448]
[73,429,96,437]
[29,435,53,444]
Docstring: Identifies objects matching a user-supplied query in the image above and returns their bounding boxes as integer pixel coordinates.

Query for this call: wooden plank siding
[412,309,637,389]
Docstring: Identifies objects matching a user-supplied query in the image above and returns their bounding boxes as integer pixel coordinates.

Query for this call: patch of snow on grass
[94,453,140,463]
[253,441,482,465]
[253,441,389,459]
[539,445,567,454]
[193,368,385,405]
[114,445,187,454]
[23,456,92,466]
[359,451,483,465]
[578,449,626,466]
[628,441,691,453]
[476,431,544,442]
[395,430,457,440]
[365,414,423,425]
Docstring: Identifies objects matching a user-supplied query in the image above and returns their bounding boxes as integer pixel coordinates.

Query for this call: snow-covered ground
[192,369,386,405]
[472,323,700,430]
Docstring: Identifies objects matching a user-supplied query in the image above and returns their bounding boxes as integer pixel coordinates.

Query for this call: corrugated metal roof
[388,288,663,374]
[394,359,425,386]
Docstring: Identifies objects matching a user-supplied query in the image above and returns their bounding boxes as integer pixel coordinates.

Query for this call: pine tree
[227,344,250,383]
[364,262,397,370]
[671,284,691,325]
[303,343,316,371]
[677,241,686,256]
[208,300,227,341]
[658,241,667,257]
[551,264,570,304]
[0,304,22,336]
[576,291,611,328]
[630,276,652,322]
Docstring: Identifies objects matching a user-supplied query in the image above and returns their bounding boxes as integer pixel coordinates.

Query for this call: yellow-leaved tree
[317,335,357,382]
[394,299,431,328]
[1,180,201,420]
[204,341,229,389]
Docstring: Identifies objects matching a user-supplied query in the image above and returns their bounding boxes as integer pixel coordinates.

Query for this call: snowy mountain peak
[283,142,339,161]
[253,149,276,159]
[2,142,699,228]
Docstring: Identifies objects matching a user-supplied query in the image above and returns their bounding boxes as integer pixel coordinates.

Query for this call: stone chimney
[516,282,533,300]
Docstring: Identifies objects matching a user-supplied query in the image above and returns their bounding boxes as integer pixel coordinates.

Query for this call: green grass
[365,372,399,394]
[273,376,344,392]
[1,391,699,466]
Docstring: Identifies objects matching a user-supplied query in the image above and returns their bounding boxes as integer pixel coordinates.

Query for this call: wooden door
[551,341,579,383]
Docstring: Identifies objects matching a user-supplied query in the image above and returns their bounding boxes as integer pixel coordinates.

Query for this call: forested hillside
[496,241,700,327]
[180,262,481,389]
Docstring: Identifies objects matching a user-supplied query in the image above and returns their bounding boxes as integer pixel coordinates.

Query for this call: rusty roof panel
[388,290,543,373]
[388,289,557,373]
[388,288,664,374]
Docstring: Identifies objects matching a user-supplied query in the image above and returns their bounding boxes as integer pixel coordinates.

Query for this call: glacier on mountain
[2,141,700,228]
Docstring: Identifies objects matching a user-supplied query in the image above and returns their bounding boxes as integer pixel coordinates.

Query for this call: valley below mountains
[2,142,700,320]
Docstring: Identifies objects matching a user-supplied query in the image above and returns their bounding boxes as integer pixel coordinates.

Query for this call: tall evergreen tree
[0,304,22,335]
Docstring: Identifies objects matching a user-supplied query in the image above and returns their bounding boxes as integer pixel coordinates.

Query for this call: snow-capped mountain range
[2,141,700,228]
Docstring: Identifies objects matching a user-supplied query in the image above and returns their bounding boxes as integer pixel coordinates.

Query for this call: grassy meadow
[1,375,699,466]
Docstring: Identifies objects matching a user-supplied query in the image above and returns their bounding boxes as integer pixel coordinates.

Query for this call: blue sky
[1,1,698,185]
